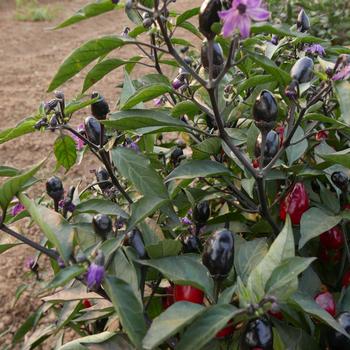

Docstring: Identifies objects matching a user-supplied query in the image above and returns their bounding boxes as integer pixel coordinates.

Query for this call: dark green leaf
[0,243,22,254]
[171,100,200,118]
[178,21,203,39]
[237,75,275,95]
[104,277,147,348]
[334,81,350,125]
[146,239,182,259]
[0,166,20,177]
[0,116,38,145]
[47,265,86,289]
[142,302,205,350]
[319,150,350,169]
[0,159,44,211]
[286,126,308,165]
[58,332,117,350]
[176,7,200,25]
[138,255,214,299]
[165,160,232,182]
[299,207,342,249]
[54,135,77,171]
[74,199,128,218]
[176,304,239,350]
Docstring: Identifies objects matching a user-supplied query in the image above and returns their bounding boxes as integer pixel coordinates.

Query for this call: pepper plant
[2,0,350,349]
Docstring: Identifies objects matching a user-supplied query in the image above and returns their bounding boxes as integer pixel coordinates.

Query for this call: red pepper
[82,299,92,308]
[173,285,204,304]
[276,125,285,146]
[342,271,350,288]
[320,226,344,250]
[319,246,342,265]
[215,321,234,338]
[315,130,328,141]
[268,310,283,320]
[314,291,336,317]
[252,159,260,169]
[280,182,309,225]
[162,286,174,310]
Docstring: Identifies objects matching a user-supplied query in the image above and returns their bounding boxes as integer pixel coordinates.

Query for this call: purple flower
[57,256,66,269]
[87,263,105,290]
[218,0,270,38]
[125,137,140,152]
[181,217,192,225]
[305,44,326,56]
[333,65,350,81]
[154,97,165,107]
[59,198,75,213]
[11,202,25,216]
[172,77,184,90]
[72,123,85,151]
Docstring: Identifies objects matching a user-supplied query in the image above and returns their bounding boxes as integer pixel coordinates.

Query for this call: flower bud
[297,9,310,32]
[199,0,222,40]
[290,57,314,84]
[87,250,105,290]
[46,176,64,201]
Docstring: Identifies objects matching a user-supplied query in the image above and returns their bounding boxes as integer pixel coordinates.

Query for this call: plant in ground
[2,0,350,349]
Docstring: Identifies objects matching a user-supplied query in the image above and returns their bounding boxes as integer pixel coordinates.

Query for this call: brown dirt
[0,0,201,348]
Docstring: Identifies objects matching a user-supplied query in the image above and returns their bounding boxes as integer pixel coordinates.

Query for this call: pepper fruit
[200,40,224,79]
[95,167,112,191]
[170,147,184,166]
[162,285,174,310]
[182,234,202,254]
[315,130,328,141]
[84,116,105,145]
[216,321,234,339]
[173,285,204,304]
[124,229,147,259]
[331,171,349,192]
[280,182,309,225]
[342,270,350,288]
[82,299,92,308]
[297,9,310,32]
[242,318,273,350]
[327,312,350,350]
[319,246,342,265]
[92,214,112,240]
[253,90,278,132]
[314,291,336,317]
[254,130,279,166]
[91,92,110,120]
[320,225,344,250]
[202,229,234,279]
[46,176,64,201]
[199,0,221,40]
[193,201,210,226]
[290,57,314,84]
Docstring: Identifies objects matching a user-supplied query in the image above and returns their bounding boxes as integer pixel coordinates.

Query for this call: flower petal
[246,7,270,21]
[221,12,240,37]
[238,15,251,38]
[247,0,262,7]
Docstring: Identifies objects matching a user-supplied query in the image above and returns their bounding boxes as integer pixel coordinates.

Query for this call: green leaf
[142,302,205,350]
[286,126,308,165]
[0,159,44,211]
[265,257,316,300]
[299,207,342,249]
[0,166,20,177]
[176,7,200,25]
[54,0,121,29]
[292,292,350,337]
[146,239,182,259]
[54,135,77,171]
[47,265,85,290]
[0,116,38,145]
[138,255,214,299]
[247,217,294,299]
[74,199,128,218]
[319,149,350,169]
[176,304,239,350]
[104,277,147,348]
[111,147,168,199]
[247,51,291,85]
[171,100,200,118]
[334,81,350,125]
[235,238,268,284]
[237,75,275,95]
[58,332,118,350]
[192,138,222,160]
[104,109,187,131]
[48,36,131,92]
[165,160,232,182]
[121,84,173,110]
[178,21,203,39]
[0,243,22,254]
[19,194,74,263]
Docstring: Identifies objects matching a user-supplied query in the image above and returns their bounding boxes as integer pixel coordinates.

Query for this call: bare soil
[0,0,200,348]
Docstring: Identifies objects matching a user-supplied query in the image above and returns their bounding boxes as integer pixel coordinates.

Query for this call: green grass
[15,0,61,22]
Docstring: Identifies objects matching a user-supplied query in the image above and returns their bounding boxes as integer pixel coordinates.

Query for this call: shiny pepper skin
[200,40,224,78]
[314,291,336,317]
[84,116,105,145]
[95,167,112,191]
[199,0,221,40]
[290,57,314,84]
[242,318,273,350]
[253,90,278,124]
[202,229,234,279]
[320,225,344,250]
[319,246,342,265]
[124,229,147,259]
[182,234,202,253]
[216,321,234,339]
[327,312,350,350]
[343,270,350,288]
[92,214,112,239]
[193,201,210,225]
[91,92,110,120]
[331,171,349,192]
[297,9,310,32]
[46,176,64,201]
[254,130,279,165]
[174,285,204,304]
[82,299,92,308]
[280,182,309,225]
[162,286,174,310]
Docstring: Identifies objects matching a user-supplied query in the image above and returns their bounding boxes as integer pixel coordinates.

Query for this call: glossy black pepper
[327,312,350,350]
[193,201,210,225]
[92,214,112,239]
[253,90,278,129]
[84,116,105,145]
[91,92,110,120]
[254,130,279,165]
[297,9,310,32]
[182,234,202,253]
[290,57,314,84]
[95,167,112,190]
[242,318,273,350]
[331,171,349,192]
[199,0,222,40]
[200,40,224,78]
[46,176,64,201]
[124,229,147,259]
